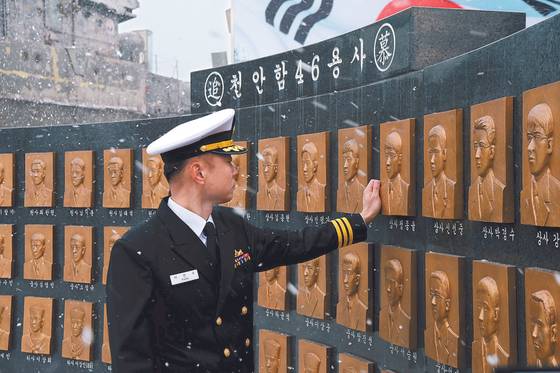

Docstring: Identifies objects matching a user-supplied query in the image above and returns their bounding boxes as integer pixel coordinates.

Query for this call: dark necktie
[203,222,220,281]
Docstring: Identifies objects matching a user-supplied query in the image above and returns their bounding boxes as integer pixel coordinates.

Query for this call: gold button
[223,348,231,358]
[241,306,248,315]
[216,317,222,326]
[245,338,251,347]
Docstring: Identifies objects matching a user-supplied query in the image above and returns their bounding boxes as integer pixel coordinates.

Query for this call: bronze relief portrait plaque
[336,242,371,331]
[0,295,12,351]
[222,141,249,209]
[0,153,14,207]
[259,329,290,373]
[24,225,53,281]
[62,300,93,361]
[63,226,93,284]
[257,137,289,211]
[338,352,374,373]
[21,296,53,355]
[380,119,415,216]
[379,245,417,350]
[424,251,465,368]
[24,152,54,207]
[0,225,13,279]
[520,80,560,227]
[524,267,560,368]
[102,304,111,364]
[337,125,372,213]
[422,109,463,219]
[297,255,328,319]
[103,148,132,208]
[296,132,329,213]
[141,149,169,209]
[468,97,514,223]
[472,260,517,373]
[63,150,94,208]
[258,266,288,311]
[102,226,129,285]
[298,339,330,373]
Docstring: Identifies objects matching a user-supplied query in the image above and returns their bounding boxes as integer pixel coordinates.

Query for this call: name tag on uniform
[170,270,199,285]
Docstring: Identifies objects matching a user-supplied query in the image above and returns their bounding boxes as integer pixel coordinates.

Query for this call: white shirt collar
[167,197,214,241]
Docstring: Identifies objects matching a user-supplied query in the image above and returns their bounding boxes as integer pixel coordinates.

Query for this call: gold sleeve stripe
[334,218,349,247]
[330,220,343,248]
[341,217,354,245]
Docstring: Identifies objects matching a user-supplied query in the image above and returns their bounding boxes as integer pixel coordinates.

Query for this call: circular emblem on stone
[204,71,224,107]
[374,23,396,72]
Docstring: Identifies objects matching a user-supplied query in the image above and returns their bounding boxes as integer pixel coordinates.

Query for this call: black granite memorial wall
[188,7,560,373]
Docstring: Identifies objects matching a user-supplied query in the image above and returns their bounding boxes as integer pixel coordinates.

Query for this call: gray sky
[119,0,229,82]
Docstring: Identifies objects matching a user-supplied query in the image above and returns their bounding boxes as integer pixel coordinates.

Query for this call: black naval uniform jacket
[106,198,367,373]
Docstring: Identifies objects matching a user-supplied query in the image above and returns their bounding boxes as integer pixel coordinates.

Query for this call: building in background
[0,0,190,127]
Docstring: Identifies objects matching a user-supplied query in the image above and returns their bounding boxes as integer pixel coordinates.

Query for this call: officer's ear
[188,159,206,184]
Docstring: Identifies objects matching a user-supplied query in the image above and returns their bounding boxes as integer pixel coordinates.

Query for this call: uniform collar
[167,197,214,238]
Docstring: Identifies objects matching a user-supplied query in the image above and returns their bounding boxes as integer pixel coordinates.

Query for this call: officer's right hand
[360,179,381,225]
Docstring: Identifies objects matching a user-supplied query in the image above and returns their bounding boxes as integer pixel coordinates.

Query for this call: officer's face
[71,164,85,187]
[476,286,499,339]
[527,122,552,177]
[343,262,359,297]
[303,260,319,288]
[430,277,449,323]
[343,150,359,182]
[203,154,236,204]
[71,236,86,263]
[31,238,46,259]
[473,129,494,177]
[30,163,46,186]
[428,136,446,178]
[530,298,557,361]
[385,267,402,306]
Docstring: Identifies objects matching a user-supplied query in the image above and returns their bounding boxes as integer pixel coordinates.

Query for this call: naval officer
[106,108,382,372]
